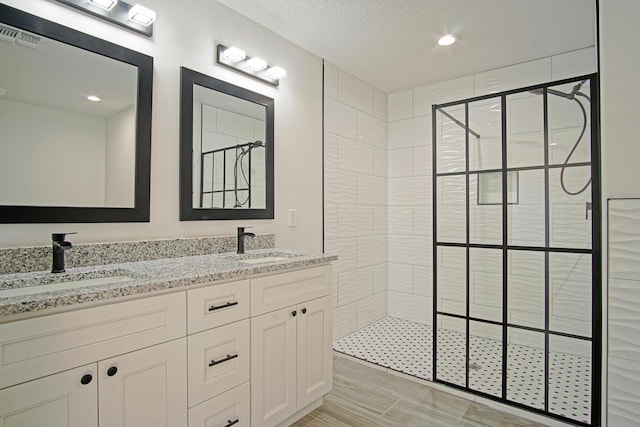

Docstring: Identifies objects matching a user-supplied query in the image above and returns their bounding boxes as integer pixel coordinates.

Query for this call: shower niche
[433,75,600,426]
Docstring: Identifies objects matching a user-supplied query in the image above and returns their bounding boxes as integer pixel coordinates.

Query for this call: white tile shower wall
[608,199,640,425]
[387,47,596,328]
[324,62,388,341]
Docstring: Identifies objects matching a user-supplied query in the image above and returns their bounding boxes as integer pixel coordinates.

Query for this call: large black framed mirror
[179,67,274,220]
[0,4,152,223]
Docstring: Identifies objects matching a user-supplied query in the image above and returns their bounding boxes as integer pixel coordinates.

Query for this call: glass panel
[437,246,466,316]
[549,252,592,337]
[549,335,591,424]
[469,248,502,322]
[548,81,591,166]
[507,328,544,410]
[508,250,545,329]
[469,97,502,172]
[507,92,544,168]
[469,321,502,397]
[469,173,502,244]
[436,314,466,387]
[435,105,466,174]
[436,175,466,244]
[549,166,592,249]
[508,169,545,246]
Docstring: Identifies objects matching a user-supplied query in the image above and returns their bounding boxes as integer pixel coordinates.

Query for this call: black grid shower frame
[431,74,601,427]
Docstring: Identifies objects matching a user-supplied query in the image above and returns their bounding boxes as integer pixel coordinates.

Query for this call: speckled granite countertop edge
[0,249,337,318]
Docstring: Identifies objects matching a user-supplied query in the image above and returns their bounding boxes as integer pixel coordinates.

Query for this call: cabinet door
[99,338,187,427]
[0,364,97,427]
[296,296,333,409]
[251,306,297,427]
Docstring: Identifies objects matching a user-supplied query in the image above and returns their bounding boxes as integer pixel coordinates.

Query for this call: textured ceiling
[216,0,596,93]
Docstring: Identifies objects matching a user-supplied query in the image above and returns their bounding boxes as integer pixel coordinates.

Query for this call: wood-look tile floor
[291,354,548,427]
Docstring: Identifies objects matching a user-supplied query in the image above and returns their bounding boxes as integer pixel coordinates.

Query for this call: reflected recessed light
[550,142,558,146]
[128,4,156,27]
[89,0,117,11]
[438,34,458,46]
[222,46,246,63]
[87,95,101,102]
[246,57,267,72]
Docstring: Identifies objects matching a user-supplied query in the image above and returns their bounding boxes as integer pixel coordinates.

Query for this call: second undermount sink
[0,275,135,298]
[238,256,289,264]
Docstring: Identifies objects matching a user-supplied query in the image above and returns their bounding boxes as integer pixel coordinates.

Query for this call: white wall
[600,2,640,425]
[324,62,389,341]
[0,0,323,252]
[0,98,106,206]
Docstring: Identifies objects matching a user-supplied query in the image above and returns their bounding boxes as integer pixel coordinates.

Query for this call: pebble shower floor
[333,316,591,424]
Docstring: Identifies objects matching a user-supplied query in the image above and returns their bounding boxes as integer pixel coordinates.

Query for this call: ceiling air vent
[0,24,41,48]
[0,24,19,43]
[16,31,41,49]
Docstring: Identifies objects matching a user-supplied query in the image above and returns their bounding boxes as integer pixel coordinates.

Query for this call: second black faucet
[237,227,255,254]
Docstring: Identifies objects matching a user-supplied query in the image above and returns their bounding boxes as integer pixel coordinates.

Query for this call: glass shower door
[433,76,600,426]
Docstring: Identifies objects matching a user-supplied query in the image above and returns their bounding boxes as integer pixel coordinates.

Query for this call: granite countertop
[0,249,337,319]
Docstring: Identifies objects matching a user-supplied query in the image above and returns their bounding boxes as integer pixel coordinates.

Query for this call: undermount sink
[0,275,135,298]
[238,256,289,264]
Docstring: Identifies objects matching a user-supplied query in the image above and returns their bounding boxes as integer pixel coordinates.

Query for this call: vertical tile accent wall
[324,62,389,341]
[608,199,640,426]
[386,47,596,327]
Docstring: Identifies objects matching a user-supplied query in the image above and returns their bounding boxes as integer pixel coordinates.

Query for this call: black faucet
[237,227,255,254]
[52,232,76,273]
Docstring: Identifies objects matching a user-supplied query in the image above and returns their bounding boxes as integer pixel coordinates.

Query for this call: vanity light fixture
[222,46,246,63]
[89,0,118,11]
[53,0,156,37]
[438,33,458,46]
[216,43,286,87]
[246,57,267,72]
[128,4,156,26]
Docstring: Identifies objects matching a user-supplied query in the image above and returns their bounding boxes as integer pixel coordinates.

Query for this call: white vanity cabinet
[0,262,333,427]
[0,292,188,427]
[250,266,333,427]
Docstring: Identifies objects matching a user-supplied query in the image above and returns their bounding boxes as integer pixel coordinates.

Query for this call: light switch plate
[288,209,297,227]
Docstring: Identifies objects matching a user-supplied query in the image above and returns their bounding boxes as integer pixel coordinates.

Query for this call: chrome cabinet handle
[209,353,238,367]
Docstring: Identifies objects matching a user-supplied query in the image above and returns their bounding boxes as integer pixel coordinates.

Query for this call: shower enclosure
[433,75,600,426]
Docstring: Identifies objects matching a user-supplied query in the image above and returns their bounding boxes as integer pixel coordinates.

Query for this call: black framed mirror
[0,4,152,223]
[179,67,274,220]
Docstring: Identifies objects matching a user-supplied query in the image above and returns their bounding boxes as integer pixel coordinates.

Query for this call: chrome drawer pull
[209,353,238,366]
[224,419,239,427]
[208,301,238,312]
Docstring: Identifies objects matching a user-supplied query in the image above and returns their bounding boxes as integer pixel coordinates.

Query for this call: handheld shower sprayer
[234,140,265,208]
[529,80,591,197]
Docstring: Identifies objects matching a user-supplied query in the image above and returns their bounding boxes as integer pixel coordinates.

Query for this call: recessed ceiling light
[87,95,101,102]
[438,34,458,46]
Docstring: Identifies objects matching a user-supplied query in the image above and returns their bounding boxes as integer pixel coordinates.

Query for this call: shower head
[528,80,587,101]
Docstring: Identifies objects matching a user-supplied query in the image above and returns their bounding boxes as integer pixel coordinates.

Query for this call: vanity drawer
[0,292,186,390]
[250,265,332,316]
[187,319,250,407]
[187,280,249,334]
[188,381,250,427]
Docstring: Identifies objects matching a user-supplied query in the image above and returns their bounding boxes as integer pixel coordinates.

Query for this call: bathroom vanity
[0,249,335,427]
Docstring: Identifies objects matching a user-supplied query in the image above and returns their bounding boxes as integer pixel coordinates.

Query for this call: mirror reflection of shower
[234,140,265,208]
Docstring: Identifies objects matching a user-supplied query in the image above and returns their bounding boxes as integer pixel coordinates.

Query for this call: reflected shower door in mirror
[180,67,274,220]
[0,4,153,223]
